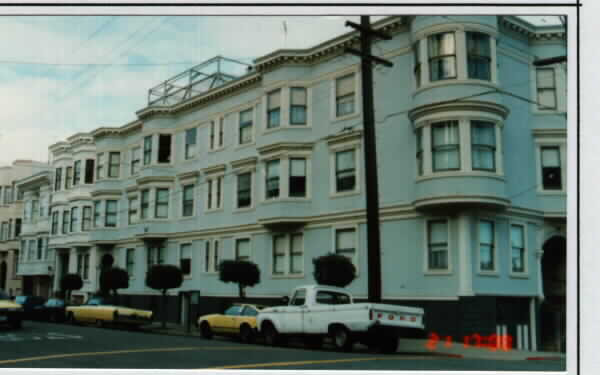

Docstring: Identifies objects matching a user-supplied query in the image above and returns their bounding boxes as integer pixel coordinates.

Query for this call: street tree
[145,264,183,328]
[218,260,260,299]
[99,267,129,304]
[312,254,356,288]
[60,273,83,302]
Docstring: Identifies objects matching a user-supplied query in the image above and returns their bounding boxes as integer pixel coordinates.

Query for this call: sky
[0,14,562,167]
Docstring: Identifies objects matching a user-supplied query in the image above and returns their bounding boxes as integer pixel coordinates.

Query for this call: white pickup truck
[256,284,425,353]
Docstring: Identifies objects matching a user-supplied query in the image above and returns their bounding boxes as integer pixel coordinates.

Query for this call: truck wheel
[200,322,213,339]
[262,322,281,346]
[331,326,353,352]
[240,324,254,344]
[379,337,398,354]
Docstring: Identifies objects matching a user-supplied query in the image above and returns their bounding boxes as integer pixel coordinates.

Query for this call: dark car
[37,298,69,323]
[0,290,23,329]
[14,296,46,320]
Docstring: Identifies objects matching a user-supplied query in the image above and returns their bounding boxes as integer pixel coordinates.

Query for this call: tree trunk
[239,284,245,300]
[161,290,167,329]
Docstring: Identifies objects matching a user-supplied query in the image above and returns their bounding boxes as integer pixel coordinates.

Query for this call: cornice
[499,16,565,41]
[177,170,200,181]
[202,164,227,175]
[532,128,567,138]
[230,156,258,170]
[257,142,314,156]
[326,130,363,147]
[135,176,176,185]
[408,100,510,122]
[90,189,122,198]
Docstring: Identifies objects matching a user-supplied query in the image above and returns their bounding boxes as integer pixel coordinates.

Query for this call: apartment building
[23,15,566,351]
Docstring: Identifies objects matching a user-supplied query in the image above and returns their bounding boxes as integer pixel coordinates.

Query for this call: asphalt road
[0,321,565,371]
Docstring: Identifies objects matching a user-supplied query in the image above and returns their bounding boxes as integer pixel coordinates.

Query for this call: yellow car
[197,304,264,343]
[0,290,23,329]
[65,296,153,328]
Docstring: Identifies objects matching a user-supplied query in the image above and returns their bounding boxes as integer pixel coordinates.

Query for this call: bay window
[93,201,101,228]
[105,200,117,227]
[96,153,104,180]
[335,73,356,117]
[126,248,135,277]
[140,190,149,219]
[82,206,92,231]
[414,41,421,88]
[510,224,526,274]
[239,109,253,145]
[73,160,81,186]
[479,220,495,271]
[65,167,73,189]
[128,196,139,224]
[416,128,423,176]
[182,184,194,217]
[70,207,79,233]
[143,135,152,165]
[158,134,172,163]
[131,147,141,175]
[541,146,562,190]
[471,121,496,171]
[85,159,95,184]
[155,188,169,218]
[428,32,456,81]
[536,68,556,110]
[62,210,69,234]
[108,152,120,178]
[289,158,307,197]
[180,243,192,277]
[467,32,491,80]
[427,220,449,271]
[54,168,62,191]
[335,150,356,192]
[431,121,460,171]
[237,172,252,209]
[290,87,307,125]
[265,159,280,199]
[272,233,304,276]
[184,128,197,160]
[267,89,281,129]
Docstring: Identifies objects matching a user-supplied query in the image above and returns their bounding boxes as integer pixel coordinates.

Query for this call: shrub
[145,264,183,328]
[312,254,356,288]
[218,260,260,299]
[99,267,129,302]
[60,273,83,302]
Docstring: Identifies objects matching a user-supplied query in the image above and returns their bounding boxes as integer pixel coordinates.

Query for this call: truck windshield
[315,290,351,305]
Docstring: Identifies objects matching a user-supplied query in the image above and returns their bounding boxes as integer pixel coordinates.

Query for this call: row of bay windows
[123,227,358,279]
[0,219,21,241]
[0,185,23,205]
[427,219,528,275]
[19,237,50,263]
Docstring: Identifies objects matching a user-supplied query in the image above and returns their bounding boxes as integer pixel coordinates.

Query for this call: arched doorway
[0,261,6,291]
[540,235,566,352]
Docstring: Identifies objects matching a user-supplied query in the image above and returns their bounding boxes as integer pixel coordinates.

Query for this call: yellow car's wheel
[200,321,213,339]
[239,324,254,344]
[96,319,104,328]
[67,312,78,325]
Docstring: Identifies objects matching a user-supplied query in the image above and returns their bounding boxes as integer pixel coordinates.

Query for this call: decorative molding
[413,195,511,209]
[135,176,175,185]
[257,142,314,156]
[177,170,200,182]
[201,164,227,175]
[326,130,363,147]
[408,100,510,122]
[90,189,122,198]
[230,156,258,170]
[531,128,567,138]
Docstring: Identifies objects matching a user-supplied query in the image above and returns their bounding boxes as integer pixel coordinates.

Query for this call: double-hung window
[70,207,79,233]
[158,134,172,163]
[108,152,120,178]
[466,32,491,80]
[180,243,192,277]
[289,158,307,197]
[82,206,92,231]
[416,128,423,176]
[51,211,58,235]
[335,150,356,192]
[54,168,62,191]
[541,146,562,190]
[414,42,421,88]
[536,68,556,110]
[427,220,449,271]
[204,240,219,273]
[105,200,117,227]
[147,246,165,267]
[235,238,251,262]
[126,248,135,277]
[62,210,70,234]
[290,87,307,125]
[428,32,456,81]
[335,228,357,267]
[155,188,169,218]
[479,220,495,271]
[431,121,460,171]
[131,147,141,175]
[209,118,224,151]
[265,159,280,199]
[182,185,194,217]
[73,161,81,186]
[93,201,102,228]
[471,121,496,171]
[128,196,138,224]
[65,167,73,189]
[96,153,104,180]
[85,159,95,184]
[37,238,43,260]
[143,136,152,165]
[184,128,197,160]
[335,73,355,117]
[206,177,222,210]
[273,233,305,275]
[239,109,253,145]
[140,190,149,220]
[267,89,281,129]
[237,173,252,209]
[510,224,526,273]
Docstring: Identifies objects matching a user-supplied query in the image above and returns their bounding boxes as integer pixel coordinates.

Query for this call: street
[0,321,565,371]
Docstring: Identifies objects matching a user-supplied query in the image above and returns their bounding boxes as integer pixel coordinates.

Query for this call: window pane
[268,90,281,110]
[511,225,524,248]
[538,90,556,109]
[429,221,447,243]
[336,229,355,250]
[472,121,495,146]
[336,95,355,117]
[336,74,355,97]
[429,32,455,57]
[336,150,355,171]
[186,128,197,145]
[472,148,494,170]
[236,239,250,260]
[542,147,560,167]
[430,56,456,81]
[480,244,494,270]
[479,220,493,244]
[467,32,490,57]
[291,87,307,105]
[537,69,555,88]
[290,106,307,125]
[240,109,253,124]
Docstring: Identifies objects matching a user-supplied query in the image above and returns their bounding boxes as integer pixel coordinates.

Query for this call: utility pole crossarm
[345,47,394,68]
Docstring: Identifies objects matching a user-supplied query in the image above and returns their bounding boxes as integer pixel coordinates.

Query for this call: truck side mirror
[281,296,290,305]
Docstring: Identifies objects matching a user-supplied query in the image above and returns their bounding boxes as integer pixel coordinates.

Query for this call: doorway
[540,235,566,352]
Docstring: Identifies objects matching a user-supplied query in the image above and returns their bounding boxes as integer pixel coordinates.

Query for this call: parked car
[0,290,23,329]
[198,304,265,343]
[36,298,69,323]
[65,296,153,328]
[257,285,425,353]
[14,295,46,320]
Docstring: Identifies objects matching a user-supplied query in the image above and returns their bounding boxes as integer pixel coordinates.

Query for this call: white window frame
[262,85,312,132]
[181,183,196,218]
[154,188,170,219]
[234,236,252,262]
[329,143,361,198]
[332,225,359,272]
[208,116,226,152]
[233,170,255,212]
[130,146,141,176]
[476,218,499,275]
[534,134,567,194]
[126,248,136,279]
[128,194,139,225]
[237,105,256,147]
[179,242,193,279]
[330,69,362,122]
[423,217,453,275]
[271,232,304,278]
[531,64,566,114]
[205,175,224,212]
[184,126,198,160]
[204,239,220,274]
[509,221,529,277]
[104,199,119,228]
[107,151,121,179]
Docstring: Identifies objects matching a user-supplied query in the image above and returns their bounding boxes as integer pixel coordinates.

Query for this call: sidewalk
[139,323,565,361]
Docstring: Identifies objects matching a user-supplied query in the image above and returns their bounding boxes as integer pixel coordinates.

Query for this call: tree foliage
[60,273,83,301]
[218,260,260,299]
[145,264,183,328]
[312,254,356,288]
[100,267,129,297]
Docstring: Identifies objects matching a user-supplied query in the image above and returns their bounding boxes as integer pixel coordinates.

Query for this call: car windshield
[224,306,242,316]
[86,298,104,306]
[15,296,27,304]
[0,291,9,300]
[45,299,65,307]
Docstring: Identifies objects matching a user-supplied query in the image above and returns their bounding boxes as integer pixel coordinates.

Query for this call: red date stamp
[426,332,513,352]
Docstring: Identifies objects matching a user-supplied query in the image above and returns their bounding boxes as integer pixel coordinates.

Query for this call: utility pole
[345,16,393,303]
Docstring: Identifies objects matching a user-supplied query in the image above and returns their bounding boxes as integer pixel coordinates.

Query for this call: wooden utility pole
[345,16,393,303]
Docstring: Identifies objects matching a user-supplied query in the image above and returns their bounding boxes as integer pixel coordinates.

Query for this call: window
[54,168,62,191]
[128,196,139,224]
[82,206,92,231]
[84,159,95,184]
[108,152,120,178]
[51,212,59,234]
[479,220,495,271]
[431,121,460,171]
[237,173,252,209]
[290,289,306,306]
[155,188,169,218]
[93,201,102,228]
[7,219,12,240]
[204,240,220,273]
[147,245,165,267]
[206,177,222,210]
[541,146,562,190]
[180,243,192,277]
[73,161,81,186]
[466,32,491,80]
[267,89,281,129]
[96,153,104,180]
[209,118,224,151]
[290,87,307,125]
[70,207,79,233]
[289,158,307,197]
[140,190,149,220]
[414,41,421,88]
[131,147,141,175]
[15,218,21,237]
[182,185,194,217]
[126,248,135,277]
[65,167,73,189]
[184,128,197,160]
[0,223,5,241]
[239,108,253,145]
[427,220,449,270]
[62,210,70,234]
[315,290,351,305]
[31,200,39,221]
[416,128,423,176]
[77,252,90,280]
[471,121,496,171]
[235,238,251,262]
[335,73,355,117]
[335,150,356,192]
[37,238,43,260]
[143,135,153,165]
[428,32,456,81]
[158,134,172,163]
[265,159,280,199]
[105,200,117,227]
[28,240,35,260]
[335,228,357,267]
[510,224,526,273]
[537,68,556,110]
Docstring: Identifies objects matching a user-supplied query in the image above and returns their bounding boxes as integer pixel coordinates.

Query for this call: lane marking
[209,356,434,369]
